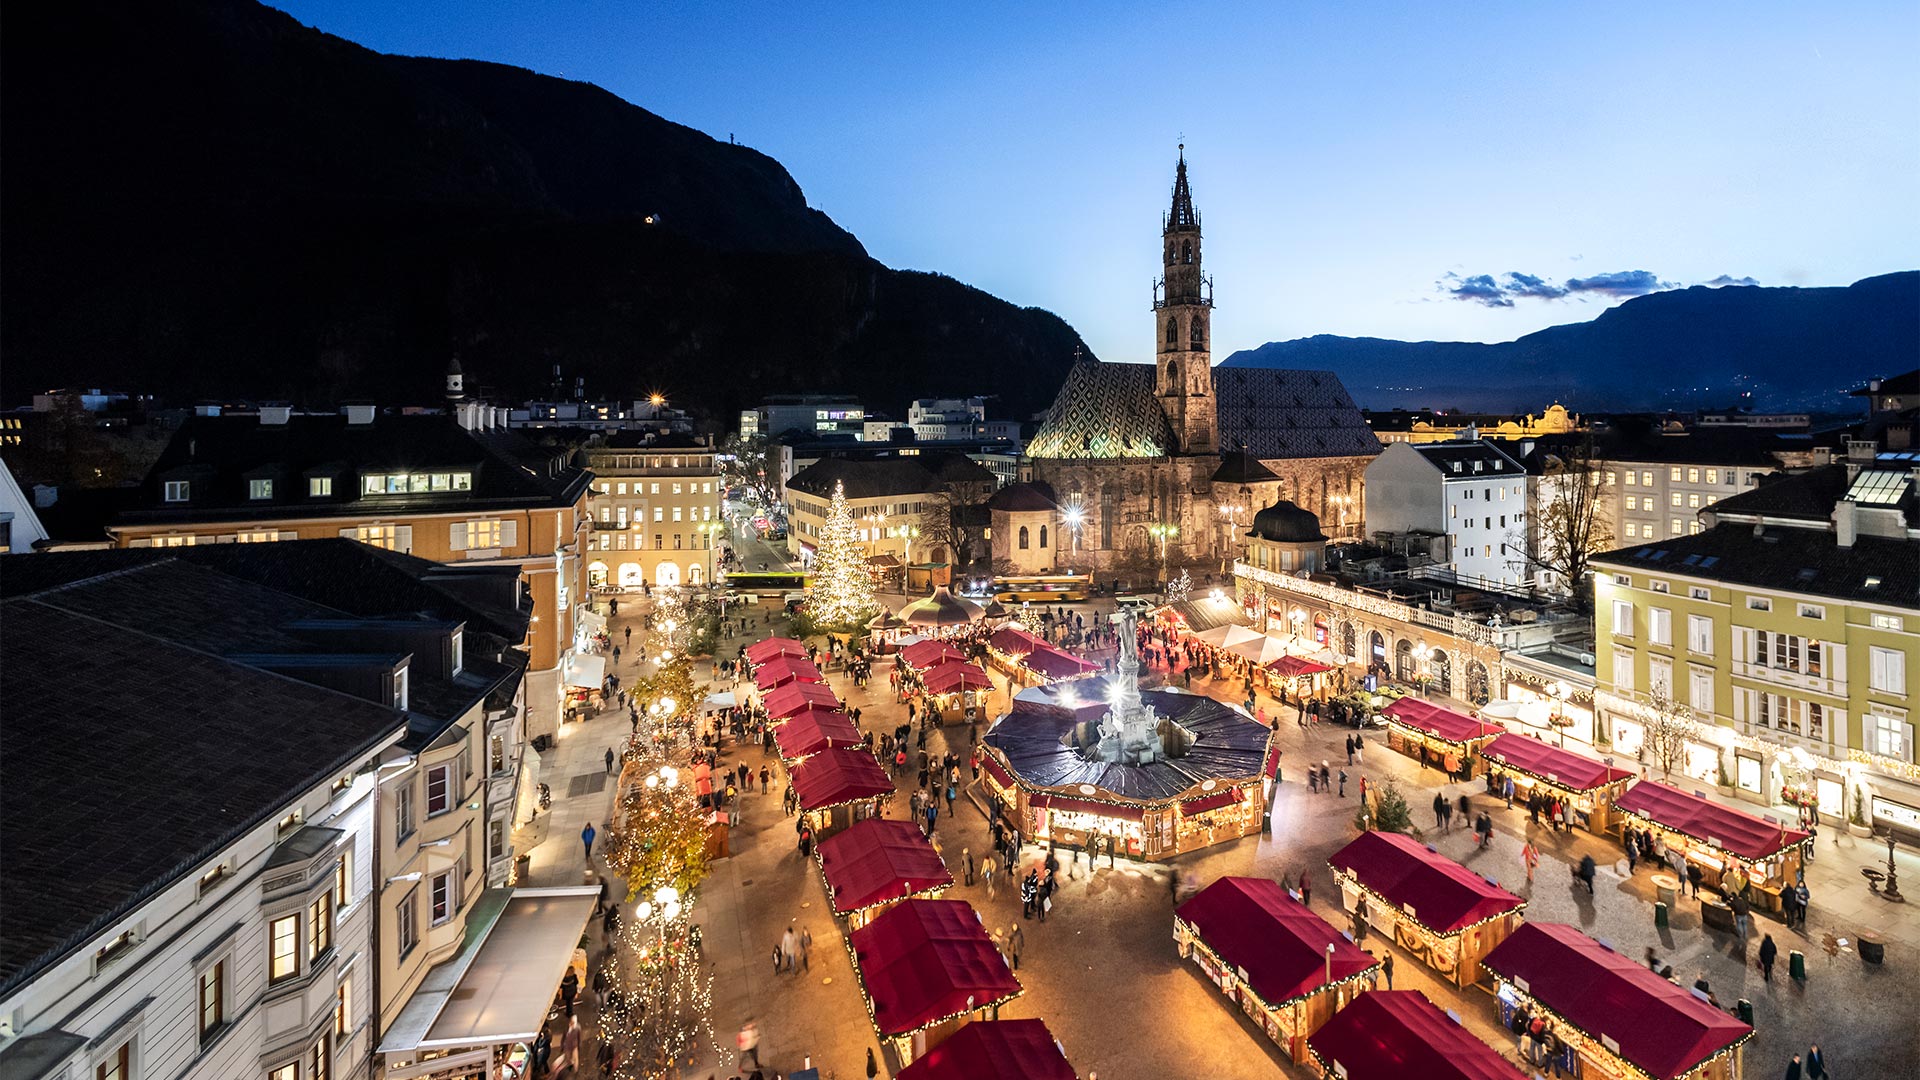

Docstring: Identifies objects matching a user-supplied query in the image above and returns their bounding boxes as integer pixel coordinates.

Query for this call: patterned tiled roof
[1214,367,1383,460]
[1025,360,1171,460]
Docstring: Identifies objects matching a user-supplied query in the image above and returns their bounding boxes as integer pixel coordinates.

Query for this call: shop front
[1379,697,1502,778]
[1502,678,1595,746]
[1032,791,1148,858]
[1327,830,1524,988]
[1614,782,1809,913]
[1481,733,1635,835]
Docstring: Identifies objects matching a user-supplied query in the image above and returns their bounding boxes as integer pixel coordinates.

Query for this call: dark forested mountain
[1,0,1086,417]
[1225,273,1918,412]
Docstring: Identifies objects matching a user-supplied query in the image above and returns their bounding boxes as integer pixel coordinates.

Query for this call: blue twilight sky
[275,1,1918,365]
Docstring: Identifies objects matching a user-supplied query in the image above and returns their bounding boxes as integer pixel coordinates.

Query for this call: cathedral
[1024,150,1381,576]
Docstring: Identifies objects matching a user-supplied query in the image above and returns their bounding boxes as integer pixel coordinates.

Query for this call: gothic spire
[1167,144,1199,231]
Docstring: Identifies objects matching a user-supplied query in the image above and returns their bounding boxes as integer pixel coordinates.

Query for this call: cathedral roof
[1214,367,1384,461]
[1025,359,1172,460]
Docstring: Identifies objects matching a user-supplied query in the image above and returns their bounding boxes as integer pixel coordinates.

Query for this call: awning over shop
[764,680,841,718]
[378,887,599,1056]
[921,661,992,695]
[817,818,953,916]
[981,755,1015,789]
[562,653,606,689]
[895,1019,1076,1080]
[1021,645,1096,681]
[1268,655,1334,678]
[1030,792,1144,821]
[1225,634,1291,665]
[773,709,865,761]
[745,637,806,664]
[1181,787,1245,816]
[901,639,968,671]
[850,899,1021,1039]
[1482,923,1752,1080]
[1308,990,1523,1080]
[1327,831,1523,935]
[790,747,894,811]
[1379,697,1502,746]
[577,607,608,633]
[1482,734,1633,793]
[1615,781,1811,863]
[1159,595,1251,633]
[754,656,824,690]
[1176,877,1379,1008]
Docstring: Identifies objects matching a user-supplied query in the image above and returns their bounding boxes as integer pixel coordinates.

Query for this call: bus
[991,574,1091,604]
[720,570,811,595]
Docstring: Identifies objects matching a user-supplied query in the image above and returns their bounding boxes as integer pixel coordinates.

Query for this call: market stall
[1327,831,1524,988]
[1174,876,1381,1064]
[753,655,825,691]
[790,746,895,834]
[1613,782,1809,912]
[816,817,953,928]
[744,636,806,665]
[772,708,865,763]
[762,679,842,719]
[894,1018,1076,1080]
[983,626,1098,687]
[901,638,968,672]
[1307,989,1524,1080]
[848,898,1022,1065]
[919,659,995,723]
[1481,733,1634,834]
[1482,922,1751,1080]
[1379,697,1502,777]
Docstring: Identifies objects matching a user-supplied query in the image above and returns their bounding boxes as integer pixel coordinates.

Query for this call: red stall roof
[764,680,841,718]
[1327,832,1523,935]
[896,1019,1075,1080]
[981,755,1014,789]
[850,899,1021,1038]
[1483,734,1634,793]
[1175,877,1379,1008]
[745,637,805,664]
[901,639,967,671]
[1023,644,1096,680]
[817,818,954,916]
[772,709,864,761]
[1379,698,1503,746]
[1310,990,1522,1080]
[790,748,894,812]
[1615,782,1810,863]
[754,656,824,691]
[1269,656,1335,678]
[1181,787,1245,816]
[922,660,993,695]
[1482,923,1751,1080]
[987,626,1044,657]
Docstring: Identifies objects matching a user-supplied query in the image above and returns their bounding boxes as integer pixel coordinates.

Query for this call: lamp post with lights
[1148,523,1178,582]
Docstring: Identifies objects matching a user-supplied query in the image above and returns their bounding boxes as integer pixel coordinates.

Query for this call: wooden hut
[816,818,952,929]
[1327,831,1524,988]
[1379,697,1502,777]
[1614,782,1809,912]
[1307,990,1523,1080]
[849,899,1021,1065]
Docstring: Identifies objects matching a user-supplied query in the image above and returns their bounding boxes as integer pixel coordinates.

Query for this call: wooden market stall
[1613,782,1810,913]
[762,679,842,719]
[918,659,995,724]
[744,636,806,665]
[1174,877,1382,1064]
[1379,697,1503,777]
[900,638,968,673]
[790,746,895,835]
[771,708,865,763]
[753,655,825,691]
[1481,733,1635,834]
[1307,990,1524,1080]
[1327,831,1524,988]
[816,818,953,929]
[984,626,1097,688]
[848,898,1022,1065]
[1483,923,1752,1080]
[894,1019,1076,1080]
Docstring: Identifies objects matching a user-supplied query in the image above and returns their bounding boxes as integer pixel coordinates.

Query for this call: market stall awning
[895,1019,1076,1080]
[1178,877,1379,1008]
[901,638,967,671]
[817,818,954,916]
[921,660,993,695]
[1160,595,1250,633]
[1021,644,1096,680]
[577,607,608,633]
[850,899,1021,1039]
[378,887,598,1055]
[987,626,1044,657]
[899,587,984,628]
[981,754,1014,789]
[1614,781,1811,862]
[1226,634,1291,665]
[773,709,865,762]
[1308,990,1524,1080]
[1181,787,1244,816]
[561,653,605,689]
[745,637,806,664]
[1482,734,1633,793]
[1379,697,1502,746]
[1031,792,1145,821]
[754,656,825,691]
[1268,655,1335,678]
[1482,923,1752,1080]
[1327,831,1523,935]
[763,680,841,718]
[790,747,895,811]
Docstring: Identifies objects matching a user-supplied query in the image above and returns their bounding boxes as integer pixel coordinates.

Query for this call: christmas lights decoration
[1487,975,1752,1080]
[805,479,879,628]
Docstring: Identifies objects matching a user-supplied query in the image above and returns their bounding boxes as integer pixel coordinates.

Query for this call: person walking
[1338,768,1348,797]
[1382,951,1395,990]
[1783,1053,1801,1080]
[983,855,997,899]
[1577,853,1597,894]
[605,746,616,774]
[1804,1044,1826,1079]
[1794,881,1811,928]
[1009,924,1025,970]
[963,846,975,886]
[581,822,597,862]
[1686,859,1704,899]
[867,1047,880,1080]
[736,1021,762,1070]
[779,926,797,974]
[1759,933,1778,981]
[1433,793,1447,830]
[1730,890,1751,938]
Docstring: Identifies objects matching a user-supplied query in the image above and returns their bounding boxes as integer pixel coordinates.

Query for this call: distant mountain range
[0,0,1086,419]
[1224,272,1917,413]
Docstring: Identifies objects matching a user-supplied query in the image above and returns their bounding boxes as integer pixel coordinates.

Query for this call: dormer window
[451,630,464,675]
[248,479,274,500]
[310,476,333,497]
[164,480,190,502]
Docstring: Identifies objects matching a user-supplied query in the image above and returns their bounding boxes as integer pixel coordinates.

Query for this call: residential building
[583,433,725,589]
[903,398,1021,444]
[783,452,996,568]
[776,434,1022,493]
[0,457,49,552]
[1594,432,1799,544]
[740,395,865,440]
[1590,446,1920,827]
[1367,403,1582,445]
[1852,368,1920,417]
[1364,439,1529,589]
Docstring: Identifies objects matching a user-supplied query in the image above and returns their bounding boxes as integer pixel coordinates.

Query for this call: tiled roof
[1853,369,1919,396]
[1597,432,1795,467]
[785,452,993,500]
[1592,524,1919,606]
[1213,367,1382,461]
[1408,441,1524,476]
[1705,465,1849,523]
[1025,360,1170,459]
[986,482,1058,512]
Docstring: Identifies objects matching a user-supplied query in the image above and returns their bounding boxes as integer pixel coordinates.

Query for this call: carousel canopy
[921,660,993,695]
[1176,877,1379,1008]
[817,818,953,916]
[868,610,909,630]
[901,638,967,671]
[745,637,806,664]
[895,1019,1075,1080]
[1482,734,1633,793]
[1327,831,1523,935]
[1379,697,1503,746]
[1482,923,1752,1080]
[754,656,824,691]
[1614,781,1811,862]
[790,747,894,811]
[980,598,1012,620]
[1308,990,1523,1080]
[1160,595,1250,633]
[1268,655,1334,678]
[850,899,1021,1039]
[899,587,984,628]
[764,680,841,718]
[773,709,865,761]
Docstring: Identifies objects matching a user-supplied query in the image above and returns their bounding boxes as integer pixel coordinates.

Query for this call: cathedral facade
[1026,151,1380,578]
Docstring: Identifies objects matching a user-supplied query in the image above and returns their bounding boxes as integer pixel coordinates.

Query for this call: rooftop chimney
[260,405,292,425]
[1833,499,1857,549]
[32,484,58,508]
[342,404,376,425]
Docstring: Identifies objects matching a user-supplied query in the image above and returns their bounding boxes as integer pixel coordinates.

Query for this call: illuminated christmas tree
[805,478,877,628]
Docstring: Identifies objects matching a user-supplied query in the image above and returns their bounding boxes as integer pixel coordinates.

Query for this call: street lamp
[1547,679,1569,746]
[1148,523,1178,582]
[1216,501,1246,574]
[1062,505,1086,564]
[1413,643,1432,698]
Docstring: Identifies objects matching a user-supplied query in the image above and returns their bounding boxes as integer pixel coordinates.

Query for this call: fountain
[1082,609,1194,765]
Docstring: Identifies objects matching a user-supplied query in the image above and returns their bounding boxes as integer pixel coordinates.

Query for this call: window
[1669,492,1682,506]
[1648,655,1673,698]
[1687,614,1713,655]
[1649,608,1672,646]
[278,810,303,836]
[395,784,416,841]
[269,1066,296,1080]
[336,979,353,1037]
[1689,667,1715,714]
[1612,650,1635,693]
[1873,613,1905,631]
[1625,472,1636,486]
[1747,597,1771,612]
[1641,471,1653,486]
[199,959,225,1040]
[1686,468,1698,483]
[650,483,660,494]
[1670,519,1683,535]
[1611,599,1633,638]
[249,479,274,500]
[397,886,420,958]
[1650,580,1669,594]
[1687,493,1700,508]
[653,506,664,522]
[489,818,507,862]
[1870,710,1913,761]
[431,863,462,925]
[200,862,233,895]
[469,520,503,548]
[1871,647,1908,695]
[308,892,332,961]
[164,480,190,502]
[426,764,453,817]
[98,1043,131,1080]
[1624,523,1639,538]
[393,667,408,710]
[1689,586,1710,600]
[336,847,353,909]
[1606,470,1617,486]
[1625,495,1637,511]
[1018,526,1029,550]
[1613,574,1630,586]
[1706,469,1720,485]
[1670,467,1682,482]
[269,913,301,983]
[355,525,402,552]
[1798,603,1824,620]
[308,1035,331,1080]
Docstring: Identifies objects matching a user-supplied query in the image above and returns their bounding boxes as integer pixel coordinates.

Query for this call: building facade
[783,453,995,568]
[1364,440,1529,590]
[740,396,866,440]
[583,435,725,589]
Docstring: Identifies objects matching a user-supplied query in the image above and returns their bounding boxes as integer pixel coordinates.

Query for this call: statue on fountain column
[1095,608,1168,765]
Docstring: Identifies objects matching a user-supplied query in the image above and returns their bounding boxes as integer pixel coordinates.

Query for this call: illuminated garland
[1613,804,1803,867]
[1849,747,1920,783]
[1488,974,1753,1080]
[1381,716,1493,752]
[1484,756,1631,796]
[1327,868,1525,943]
[811,847,953,919]
[837,918,1024,1045]
[1175,918,1382,1012]
[1503,666,1596,706]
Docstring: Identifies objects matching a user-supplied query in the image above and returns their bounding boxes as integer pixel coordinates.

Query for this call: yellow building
[784,452,996,567]
[584,434,725,588]
[1369,403,1580,445]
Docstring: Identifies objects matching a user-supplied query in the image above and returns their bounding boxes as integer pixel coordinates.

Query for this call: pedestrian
[1626,837,1639,875]
[924,800,939,835]
[779,926,797,973]
[1730,891,1750,938]
[1021,869,1039,919]
[596,1037,615,1079]
[590,964,608,1008]
[1338,768,1347,797]
[1794,881,1810,928]
[1433,793,1447,830]
[1784,1053,1801,1080]
[736,1021,762,1069]
[867,1047,880,1079]
[759,764,770,793]
[1457,792,1471,824]
[605,746,616,774]
[559,968,579,1016]
[800,926,813,971]
[1345,734,1356,765]
[1300,871,1312,909]
[983,855,997,899]
[1759,934,1778,980]
[1805,1044,1826,1079]
[1009,924,1025,970]
[963,846,975,886]
[1382,951,1395,990]
[581,822,597,862]
[1686,860,1703,899]
[1577,853,1596,894]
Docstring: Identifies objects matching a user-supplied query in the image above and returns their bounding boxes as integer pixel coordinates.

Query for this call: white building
[1364,439,1528,589]
[0,457,49,552]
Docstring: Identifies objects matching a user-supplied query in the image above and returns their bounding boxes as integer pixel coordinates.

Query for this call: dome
[1248,499,1327,543]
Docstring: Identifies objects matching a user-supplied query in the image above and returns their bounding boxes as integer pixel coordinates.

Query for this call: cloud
[1441,272,1514,307]
[1563,270,1674,298]
[1503,271,1568,300]
[1703,274,1759,287]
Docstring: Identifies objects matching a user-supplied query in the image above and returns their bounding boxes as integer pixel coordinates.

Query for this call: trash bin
[1737,999,1754,1024]
[1654,901,1668,929]
[1859,931,1886,965]
[1652,874,1679,907]
[1790,949,1806,980]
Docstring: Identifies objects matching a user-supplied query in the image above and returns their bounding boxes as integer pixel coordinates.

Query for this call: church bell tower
[1154,146,1215,456]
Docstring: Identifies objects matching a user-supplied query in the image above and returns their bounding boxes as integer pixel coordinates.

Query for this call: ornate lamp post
[1216,501,1246,574]
[1149,523,1178,582]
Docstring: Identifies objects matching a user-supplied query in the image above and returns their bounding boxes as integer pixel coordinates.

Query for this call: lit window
[1873,613,1905,631]
[308,892,332,961]
[355,525,402,552]
[1798,603,1824,620]
[1670,467,1682,482]
[451,472,473,490]
[164,480,190,502]
[469,520,503,548]
[249,479,274,500]
[99,1044,132,1080]
[268,1065,296,1080]
[1706,469,1719,485]
[269,913,301,983]
[1688,468,1699,483]
[309,1035,331,1080]
[1642,471,1653,486]
[199,960,225,1040]
[335,980,352,1037]
[336,847,353,909]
